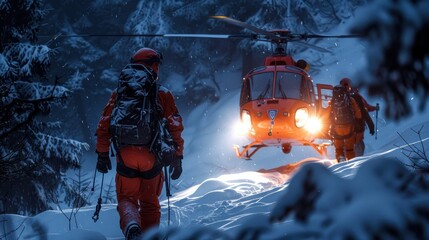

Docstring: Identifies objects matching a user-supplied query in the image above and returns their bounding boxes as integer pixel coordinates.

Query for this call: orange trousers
[333,135,356,162]
[115,146,164,234]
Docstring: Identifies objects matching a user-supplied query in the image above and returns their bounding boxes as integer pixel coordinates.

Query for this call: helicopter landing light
[304,117,322,134]
[235,110,257,136]
[294,108,309,128]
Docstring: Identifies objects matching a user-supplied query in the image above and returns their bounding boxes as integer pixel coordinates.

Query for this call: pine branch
[0,76,67,139]
[0,137,45,182]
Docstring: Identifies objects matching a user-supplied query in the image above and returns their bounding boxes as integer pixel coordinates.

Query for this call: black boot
[126,225,142,240]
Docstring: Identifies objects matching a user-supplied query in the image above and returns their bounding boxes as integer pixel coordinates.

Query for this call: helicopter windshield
[275,72,309,102]
[249,72,274,100]
[240,71,312,105]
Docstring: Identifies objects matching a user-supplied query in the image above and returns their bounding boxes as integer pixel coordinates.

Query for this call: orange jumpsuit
[330,98,362,162]
[95,87,184,234]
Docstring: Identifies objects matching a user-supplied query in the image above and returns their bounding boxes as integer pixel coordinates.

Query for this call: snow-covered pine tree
[0,0,89,215]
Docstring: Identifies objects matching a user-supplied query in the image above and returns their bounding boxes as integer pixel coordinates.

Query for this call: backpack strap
[152,83,163,120]
[149,83,164,151]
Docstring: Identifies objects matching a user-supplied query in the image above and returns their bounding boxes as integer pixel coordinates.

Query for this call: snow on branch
[0,1,10,11]
[3,43,51,77]
[8,80,69,101]
[0,53,17,77]
[35,132,89,168]
[0,80,70,138]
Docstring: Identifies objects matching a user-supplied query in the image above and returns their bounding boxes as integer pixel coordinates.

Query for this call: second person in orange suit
[329,85,362,162]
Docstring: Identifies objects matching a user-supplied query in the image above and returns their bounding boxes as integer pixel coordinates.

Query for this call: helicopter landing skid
[233,142,266,160]
[308,142,331,158]
[234,140,332,160]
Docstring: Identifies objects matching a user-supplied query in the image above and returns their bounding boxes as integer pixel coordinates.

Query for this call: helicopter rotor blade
[39,16,362,54]
[286,33,361,53]
[163,33,248,39]
[210,16,362,44]
[39,33,251,39]
[211,15,277,38]
[290,41,331,53]
[302,34,363,39]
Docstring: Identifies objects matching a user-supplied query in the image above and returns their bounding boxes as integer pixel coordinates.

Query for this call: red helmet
[130,48,163,65]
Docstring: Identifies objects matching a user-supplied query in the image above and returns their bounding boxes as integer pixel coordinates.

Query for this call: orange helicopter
[45,16,359,160]
[208,16,359,159]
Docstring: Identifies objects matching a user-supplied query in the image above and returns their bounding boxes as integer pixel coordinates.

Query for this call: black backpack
[109,64,159,146]
[331,85,355,125]
[109,64,176,179]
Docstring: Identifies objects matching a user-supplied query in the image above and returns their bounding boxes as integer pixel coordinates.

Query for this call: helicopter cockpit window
[248,72,274,101]
[275,72,308,101]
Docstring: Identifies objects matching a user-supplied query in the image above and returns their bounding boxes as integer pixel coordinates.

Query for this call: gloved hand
[169,156,183,180]
[369,127,375,136]
[96,152,111,173]
[375,104,380,111]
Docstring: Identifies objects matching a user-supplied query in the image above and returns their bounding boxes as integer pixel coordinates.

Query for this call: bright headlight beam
[241,110,251,132]
[234,110,252,136]
[304,117,322,134]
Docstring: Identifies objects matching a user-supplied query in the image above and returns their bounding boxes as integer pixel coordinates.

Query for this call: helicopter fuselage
[240,63,317,141]
[235,57,331,159]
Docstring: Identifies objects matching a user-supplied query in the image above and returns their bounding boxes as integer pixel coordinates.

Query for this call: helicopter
[209,16,356,159]
[45,16,359,160]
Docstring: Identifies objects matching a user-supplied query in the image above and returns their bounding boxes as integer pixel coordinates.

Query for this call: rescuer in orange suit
[340,77,378,157]
[329,85,362,162]
[95,48,184,240]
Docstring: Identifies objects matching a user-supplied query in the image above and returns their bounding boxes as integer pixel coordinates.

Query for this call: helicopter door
[316,84,334,139]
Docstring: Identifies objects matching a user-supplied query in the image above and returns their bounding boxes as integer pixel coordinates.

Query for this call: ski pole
[92,173,105,222]
[164,166,172,226]
[375,103,379,140]
[91,166,97,192]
